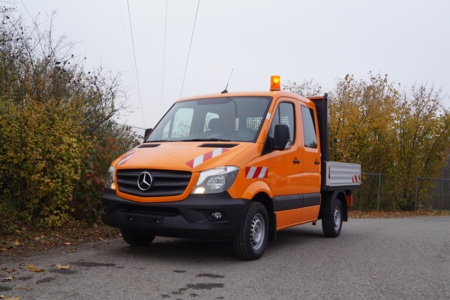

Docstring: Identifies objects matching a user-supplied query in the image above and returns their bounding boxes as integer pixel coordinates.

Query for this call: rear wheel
[120,229,155,246]
[233,202,269,260]
[322,197,343,237]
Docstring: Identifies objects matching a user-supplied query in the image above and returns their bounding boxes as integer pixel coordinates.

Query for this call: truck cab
[102,76,361,260]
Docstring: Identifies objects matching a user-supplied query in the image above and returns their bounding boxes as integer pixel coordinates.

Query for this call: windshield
[146,96,272,142]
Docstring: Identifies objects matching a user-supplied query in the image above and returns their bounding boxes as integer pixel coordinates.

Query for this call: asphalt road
[1,216,449,300]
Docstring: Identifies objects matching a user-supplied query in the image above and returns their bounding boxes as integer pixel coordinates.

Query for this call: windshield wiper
[182,138,231,142]
[145,140,172,143]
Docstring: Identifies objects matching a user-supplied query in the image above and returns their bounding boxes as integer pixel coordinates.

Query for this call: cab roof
[178,90,314,105]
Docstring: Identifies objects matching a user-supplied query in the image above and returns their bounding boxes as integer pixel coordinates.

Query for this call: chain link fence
[353,173,450,211]
[416,177,450,210]
[353,173,382,211]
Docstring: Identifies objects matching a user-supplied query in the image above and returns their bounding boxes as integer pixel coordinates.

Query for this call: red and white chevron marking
[245,166,268,179]
[186,148,229,168]
[352,175,361,183]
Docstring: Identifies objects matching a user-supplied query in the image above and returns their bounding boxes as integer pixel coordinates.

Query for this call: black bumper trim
[101,189,250,239]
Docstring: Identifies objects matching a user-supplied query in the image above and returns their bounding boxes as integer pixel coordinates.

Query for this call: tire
[322,196,343,237]
[233,202,269,260]
[120,229,155,246]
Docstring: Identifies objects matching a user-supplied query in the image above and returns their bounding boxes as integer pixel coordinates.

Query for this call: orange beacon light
[270,75,281,91]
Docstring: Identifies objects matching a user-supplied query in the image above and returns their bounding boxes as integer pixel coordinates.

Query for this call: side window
[267,101,296,142]
[301,106,318,148]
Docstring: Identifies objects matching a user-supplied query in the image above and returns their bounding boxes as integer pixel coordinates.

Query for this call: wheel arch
[320,189,349,222]
[252,192,276,241]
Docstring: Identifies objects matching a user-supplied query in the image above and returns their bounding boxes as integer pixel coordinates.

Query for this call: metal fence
[416,177,450,211]
[353,173,383,211]
[353,173,450,211]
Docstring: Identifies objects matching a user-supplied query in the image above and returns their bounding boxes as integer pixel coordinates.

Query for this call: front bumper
[101,188,250,239]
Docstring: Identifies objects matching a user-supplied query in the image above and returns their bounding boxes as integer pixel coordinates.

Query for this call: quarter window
[301,106,317,148]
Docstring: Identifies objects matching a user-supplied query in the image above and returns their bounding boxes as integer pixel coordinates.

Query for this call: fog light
[211,211,222,219]
[208,211,225,221]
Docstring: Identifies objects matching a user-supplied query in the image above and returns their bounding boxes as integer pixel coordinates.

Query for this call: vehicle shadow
[109,224,327,262]
[111,237,237,262]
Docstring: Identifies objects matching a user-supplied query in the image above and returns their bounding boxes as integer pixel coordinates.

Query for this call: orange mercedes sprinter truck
[102,76,361,260]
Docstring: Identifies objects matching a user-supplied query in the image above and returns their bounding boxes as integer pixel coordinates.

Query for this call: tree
[0,6,138,230]
[283,79,323,97]
[285,73,450,211]
[393,85,450,210]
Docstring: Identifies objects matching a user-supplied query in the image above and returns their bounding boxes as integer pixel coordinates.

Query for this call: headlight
[105,165,116,190]
[192,166,239,194]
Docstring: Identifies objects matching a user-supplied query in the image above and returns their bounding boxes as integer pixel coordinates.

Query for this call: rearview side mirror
[144,128,152,141]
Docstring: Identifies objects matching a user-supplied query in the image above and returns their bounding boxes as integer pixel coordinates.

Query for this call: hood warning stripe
[186,148,229,168]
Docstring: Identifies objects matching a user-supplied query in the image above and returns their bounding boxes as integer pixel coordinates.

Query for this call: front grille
[117,169,191,197]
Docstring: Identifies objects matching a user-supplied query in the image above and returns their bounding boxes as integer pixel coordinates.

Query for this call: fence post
[362,172,381,211]
[415,177,418,211]
[377,173,381,211]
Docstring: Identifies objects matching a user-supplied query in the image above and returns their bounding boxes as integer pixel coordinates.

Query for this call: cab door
[263,99,304,229]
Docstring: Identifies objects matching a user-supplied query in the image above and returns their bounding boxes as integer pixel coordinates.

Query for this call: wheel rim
[250,213,265,250]
[333,206,342,232]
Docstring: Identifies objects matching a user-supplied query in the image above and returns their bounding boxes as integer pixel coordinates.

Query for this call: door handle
[293,159,300,164]
[314,160,320,165]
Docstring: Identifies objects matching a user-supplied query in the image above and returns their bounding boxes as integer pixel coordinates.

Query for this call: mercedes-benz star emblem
[137,171,153,191]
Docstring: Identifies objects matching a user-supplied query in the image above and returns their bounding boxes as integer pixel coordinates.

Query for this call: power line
[19,0,33,20]
[126,0,145,126]
[180,0,201,98]
[19,0,45,54]
[118,0,134,81]
[161,0,168,112]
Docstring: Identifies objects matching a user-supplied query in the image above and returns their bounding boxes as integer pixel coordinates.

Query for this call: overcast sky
[14,0,450,128]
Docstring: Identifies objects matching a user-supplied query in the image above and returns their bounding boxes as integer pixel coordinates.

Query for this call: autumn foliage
[286,74,450,211]
[0,7,138,231]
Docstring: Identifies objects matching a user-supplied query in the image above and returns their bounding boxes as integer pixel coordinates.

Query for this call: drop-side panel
[325,161,361,188]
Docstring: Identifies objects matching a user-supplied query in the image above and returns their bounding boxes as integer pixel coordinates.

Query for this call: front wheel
[120,229,155,246]
[322,197,343,237]
[233,202,269,260]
